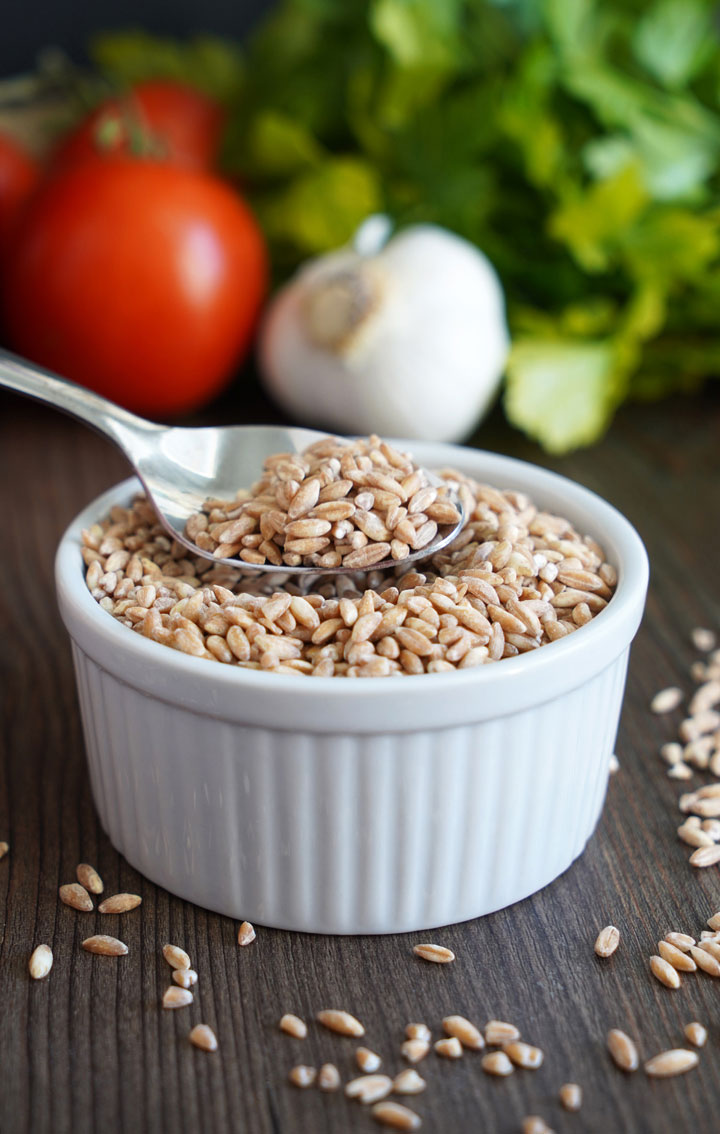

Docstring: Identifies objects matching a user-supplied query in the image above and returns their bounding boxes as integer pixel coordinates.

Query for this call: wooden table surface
[1,384,719,1134]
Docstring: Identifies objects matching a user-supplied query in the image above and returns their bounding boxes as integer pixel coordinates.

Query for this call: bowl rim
[55,441,649,724]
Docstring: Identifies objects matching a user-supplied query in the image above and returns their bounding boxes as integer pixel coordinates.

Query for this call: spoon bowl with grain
[0,349,464,576]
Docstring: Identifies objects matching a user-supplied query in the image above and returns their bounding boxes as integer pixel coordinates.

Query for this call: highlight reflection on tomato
[2,158,267,416]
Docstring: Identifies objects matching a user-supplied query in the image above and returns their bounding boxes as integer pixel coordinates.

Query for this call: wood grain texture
[1,386,720,1134]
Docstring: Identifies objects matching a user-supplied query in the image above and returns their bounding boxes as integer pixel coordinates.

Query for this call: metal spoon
[0,349,464,575]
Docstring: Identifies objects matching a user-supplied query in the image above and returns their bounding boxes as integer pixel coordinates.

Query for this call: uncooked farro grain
[481,1051,514,1076]
[412,943,455,964]
[317,1064,341,1091]
[441,1015,484,1050]
[594,925,620,957]
[163,986,193,1009]
[173,968,198,989]
[708,911,720,931]
[83,444,617,681]
[607,1030,639,1072]
[237,921,256,946]
[644,1050,699,1078]
[559,1083,582,1111]
[684,1022,707,1047]
[163,943,191,970]
[289,1065,316,1088]
[82,935,128,956]
[650,954,681,988]
[76,863,104,894]
[522,1119,552,1134]
[356,1047,382,1072]
[650,687,683,714]
[434,1037,463,1059]
[59,883,93,912]
[393,1070,426,1095]
[689,844,720,867]
[484,1020,520,1046]
[503,1042,544,1069]
[405,1023,431,1043]
[98,893,142,914]
[28,944,53,980]
[317,1009,365,1036]
[401,1039,430,1064]
[664,932,695,951]
[189,1024,218,1052]
[0,841,8,860]
[370,1100,422,1130]
[657,940,696,972]
[279,1014,307,1039]
[689,945,720,976]
[345,1075,393,1104]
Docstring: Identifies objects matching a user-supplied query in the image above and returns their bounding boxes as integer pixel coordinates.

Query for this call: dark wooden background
[1,382,719,1134]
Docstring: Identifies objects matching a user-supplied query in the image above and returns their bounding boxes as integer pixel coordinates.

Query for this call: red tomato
[0,134,39,251]
[53,80,223,172]
[2,159,267,416]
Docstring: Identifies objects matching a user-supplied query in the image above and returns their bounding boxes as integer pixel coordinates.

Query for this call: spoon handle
[0,348,162,450]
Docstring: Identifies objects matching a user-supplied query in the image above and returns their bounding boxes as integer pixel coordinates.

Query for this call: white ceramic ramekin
[55,444,648,934]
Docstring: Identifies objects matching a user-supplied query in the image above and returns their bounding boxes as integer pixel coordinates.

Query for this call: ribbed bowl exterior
[57,444,648,934]
[71,640,629,933]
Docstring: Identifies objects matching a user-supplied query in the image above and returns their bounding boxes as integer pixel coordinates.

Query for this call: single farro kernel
[401,1039,430,1064]
[657,940,696,972]
[485,1020,520,1046]
[522,1119,552,1134]
[318,1063,341,1091]
[434,1037,462,1059]
[279,1014,307,1039]
[345,1075,393,1104]
[82,935,128,956]
[678,821,715,848]
[237,921,256,946]
[689,945,720,975]
[442,1015,484,1049]
[412,943,455,964]
[289,1065,316,1088]
[0,840,8,860]
[689,844,720,867]
[594,925,620,958]
[173,968,198,989]
[317,1009,365,1036]
[59,883,93,912]
[356,1047,382,1072]
[668,762,693,780]
[98,893,142,914]
[650,955,681,988]
[28,944,53,980]
[163,986,193,1009]
[503,1042,543,1069]
[608,753,620,774]
[707,911,720,931]
[650,687,683,714]
[664,932,695,951]
[393,1069,426,1095]
[644,1050,699,1078]
[559,1083,582,1111]
[607,1030,639,1072]
[370,1100,422,1130]
[692,628,716,652]
[189,1024,217,1052]
[76,863,103,894]
[684,1022,707,1047]
[481,1051,513,1076]
[163,943,191,970]
[405,1023,431,1043]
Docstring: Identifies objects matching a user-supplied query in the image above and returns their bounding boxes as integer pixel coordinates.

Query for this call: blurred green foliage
[93,0,720,451]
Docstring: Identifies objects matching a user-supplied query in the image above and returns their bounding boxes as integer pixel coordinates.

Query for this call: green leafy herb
[92,0,720,451]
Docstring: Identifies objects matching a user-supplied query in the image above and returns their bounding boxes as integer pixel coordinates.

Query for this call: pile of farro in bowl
[56,440,648,933]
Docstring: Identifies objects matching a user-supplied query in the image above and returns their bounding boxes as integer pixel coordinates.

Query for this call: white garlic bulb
[259,217,510,443]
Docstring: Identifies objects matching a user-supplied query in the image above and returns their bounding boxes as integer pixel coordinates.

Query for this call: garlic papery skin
[259,221,510,443]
